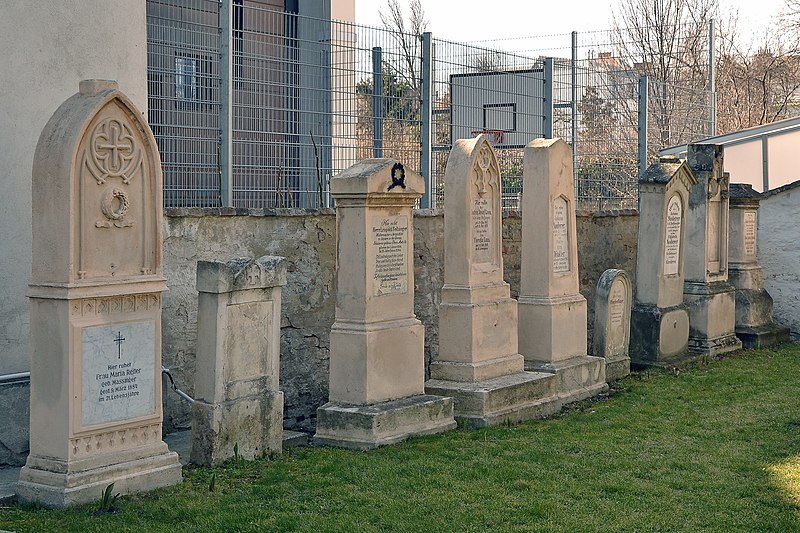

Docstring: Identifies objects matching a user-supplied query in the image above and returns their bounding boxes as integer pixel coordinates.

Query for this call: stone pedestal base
[518,294,588,363]
[687,332,742,356]
[190,391,283,466]
[736,324,791,349]
[604,355,631,383]
[525,356,608,405]
[425,371,561,428]
[16,445,181,508]
[684,281,741,357]
[630,303,690,364]
[313,395,455,450]
[329,319,425,405]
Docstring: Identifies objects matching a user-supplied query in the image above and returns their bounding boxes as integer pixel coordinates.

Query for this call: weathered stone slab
[17,80,181,507]
[426,372,561,428]
[593,269,632,382]
[314,395,455,450]
[190,256,287,465]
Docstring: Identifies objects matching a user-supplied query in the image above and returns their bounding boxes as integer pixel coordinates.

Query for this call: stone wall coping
[761,179,800,199]
[165,207,639,219]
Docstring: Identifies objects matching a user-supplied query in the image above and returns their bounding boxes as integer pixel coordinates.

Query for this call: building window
[175,56,200,102]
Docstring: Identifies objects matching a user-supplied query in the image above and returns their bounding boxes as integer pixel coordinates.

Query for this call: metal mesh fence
[147,0,221,207]
[147,3,714,211]
[430,39,547,209]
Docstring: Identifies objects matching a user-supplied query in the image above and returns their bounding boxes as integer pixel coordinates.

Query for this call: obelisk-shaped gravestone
[425,136,561,427]
[630,156,696,365]
[314,159,455,449]
[17,80,181,507]
[518,138,606,403]
[593,269,632,382]
[728,184,790,348]
[684,144,742,356]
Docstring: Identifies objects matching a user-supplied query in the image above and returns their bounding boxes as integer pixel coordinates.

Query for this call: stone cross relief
[246,264,264,286]
[474,146,497,196]
[84,117,142,230]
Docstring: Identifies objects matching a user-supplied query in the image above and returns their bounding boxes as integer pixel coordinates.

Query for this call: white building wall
[724,142,763,191]
[0,2,147,374]
[758,182,800,337]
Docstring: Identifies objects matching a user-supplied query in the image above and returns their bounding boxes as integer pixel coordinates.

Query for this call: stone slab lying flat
[736,324,791,349]
[525,355,608,405]
[425,371,561,428]
[313,395,456,450]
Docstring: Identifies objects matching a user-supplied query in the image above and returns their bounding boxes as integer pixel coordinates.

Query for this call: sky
[355,0,789,55]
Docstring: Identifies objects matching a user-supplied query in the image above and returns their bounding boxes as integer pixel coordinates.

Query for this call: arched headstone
[425,135,561,427]
[17,80,181,507]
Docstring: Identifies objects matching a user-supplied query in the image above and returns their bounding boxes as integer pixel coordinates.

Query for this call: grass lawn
[3,345,800,532]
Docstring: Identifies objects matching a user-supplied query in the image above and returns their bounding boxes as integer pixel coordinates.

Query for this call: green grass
[4,345,800,532]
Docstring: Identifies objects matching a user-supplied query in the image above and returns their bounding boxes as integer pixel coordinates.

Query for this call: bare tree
[612,0,719,148]
[379,0,428,97]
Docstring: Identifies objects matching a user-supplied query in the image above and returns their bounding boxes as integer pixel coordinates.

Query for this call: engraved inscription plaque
[372,215,409,296]
[744,211,756,257]
[663,195,682,276]
[82,321,156,427]
[472,196,493,265]
[552,197,570,273]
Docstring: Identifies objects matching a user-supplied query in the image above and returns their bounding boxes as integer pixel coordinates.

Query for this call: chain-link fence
[147,2,715,210]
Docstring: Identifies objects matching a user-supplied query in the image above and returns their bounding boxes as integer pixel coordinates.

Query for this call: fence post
[638,75,649,178]
[708,19,716,136]
[543,57,554,139]
[372,46,383,158]
[419,32,434,209]
[570,32,578,193]
[219,0,234,207]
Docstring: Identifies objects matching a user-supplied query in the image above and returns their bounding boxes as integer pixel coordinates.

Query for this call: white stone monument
[593,269,632,382]
[630,156,696,365]
[425,136,561,426]
[314,159,455,448]
[191,256,286,466]
[728,184,790,348]
[518,138,606,402]
[17,80,181,507]
[684,144,741,356]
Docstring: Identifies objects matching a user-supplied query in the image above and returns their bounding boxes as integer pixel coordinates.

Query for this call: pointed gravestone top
[443,135,504,288]
[31,79,163,289]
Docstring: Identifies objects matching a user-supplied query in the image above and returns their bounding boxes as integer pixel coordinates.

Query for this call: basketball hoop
[471,129,504,145]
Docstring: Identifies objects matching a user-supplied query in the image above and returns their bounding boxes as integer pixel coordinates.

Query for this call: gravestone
[17,80,181,507]
[425,135,561,426]
[191,256,286,466]
[314,159,455,448]
[593,269,632,382]
[630,155,696,365]
[728,184,789,347]
[518,138,606,402]
[684,144,741,356]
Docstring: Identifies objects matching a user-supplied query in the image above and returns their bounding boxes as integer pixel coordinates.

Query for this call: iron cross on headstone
[113,331,126,359]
